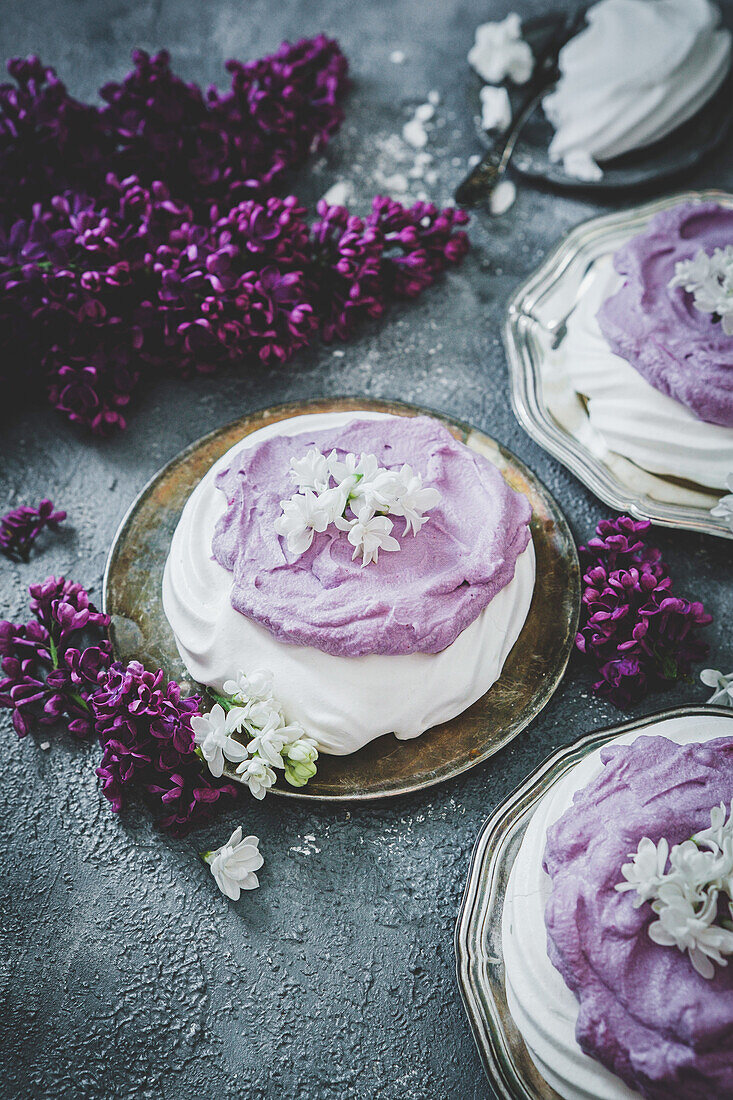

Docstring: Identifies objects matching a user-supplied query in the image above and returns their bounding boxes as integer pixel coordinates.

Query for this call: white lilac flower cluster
[669,246,733,335]
[616,802,733,979]
[273,447,441,567]
[191,669,318,799]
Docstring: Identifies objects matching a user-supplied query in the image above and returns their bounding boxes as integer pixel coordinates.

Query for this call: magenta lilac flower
[0,575,112,737]
[576,516,712,707]
[93,661,238,836]
[0,498,66,561]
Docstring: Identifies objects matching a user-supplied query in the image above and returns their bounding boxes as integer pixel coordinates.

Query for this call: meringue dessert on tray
[105,399,579,799]
[548,199,733,501]
[502,712,733,1100]
[163,409,536,758]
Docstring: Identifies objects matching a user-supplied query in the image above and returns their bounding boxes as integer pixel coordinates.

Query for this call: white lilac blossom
[616,802,733,978]
[198,668,319,795]
[290,446,331,492]
[347,508,400,567]
[202,826,264,900]
[191,703,247,779]
[468,13,534,84]
[701,667,733,706]
[389,465,442,535]
[711,473,733,532]
[273,490,334,556]
[275,449,441,566]
[669,246,733,335]
[236,756,277,800]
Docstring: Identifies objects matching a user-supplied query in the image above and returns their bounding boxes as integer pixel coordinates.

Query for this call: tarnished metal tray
[504,189,733,540]
[455,704,733,1099]
[104,397,580,801]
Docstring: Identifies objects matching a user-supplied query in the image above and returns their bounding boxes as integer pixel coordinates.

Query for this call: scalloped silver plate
[454,703,733,1099]
[504,189,733,540]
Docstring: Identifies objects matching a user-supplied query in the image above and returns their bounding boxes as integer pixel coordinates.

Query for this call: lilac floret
[0,498,66,561]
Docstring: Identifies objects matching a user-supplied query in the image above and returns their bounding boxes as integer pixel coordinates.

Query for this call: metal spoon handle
[454,87,545,207]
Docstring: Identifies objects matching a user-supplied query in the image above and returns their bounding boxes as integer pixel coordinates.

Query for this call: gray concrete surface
[1,1,732,1097]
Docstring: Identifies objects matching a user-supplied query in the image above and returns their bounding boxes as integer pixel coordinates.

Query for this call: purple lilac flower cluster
[0,576,111,736]
[0,43,470,434]
[0,498,66,561]
[93,661,238,837]
[0,40,348,221]
[576,516,712,707]
[0,576,239,834]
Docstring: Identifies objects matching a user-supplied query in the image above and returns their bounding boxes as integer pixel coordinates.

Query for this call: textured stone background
[1,1,732,1098]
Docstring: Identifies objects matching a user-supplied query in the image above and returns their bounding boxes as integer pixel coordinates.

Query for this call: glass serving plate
[504,189,733,541]
[454,703,733,1100]
[103,397,580,802]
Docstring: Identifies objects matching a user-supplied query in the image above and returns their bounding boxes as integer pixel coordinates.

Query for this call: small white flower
[649,884,733,979]
[694,801,733,853]
[711,473,733,532]
[290,447,330,492]
[615,836,669,906]
[191,703,229,778]
[389,464,442,535]
[203,826,264,900]
[669,247,733,335]
[700,667,733,706]
[274,490,332,556]
[223,668,275,705]
[347,508,401,567]
[236,756,277,800]
[245,711,290,769]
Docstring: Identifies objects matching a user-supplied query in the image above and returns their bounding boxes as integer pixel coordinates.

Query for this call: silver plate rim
[504,188,733,541]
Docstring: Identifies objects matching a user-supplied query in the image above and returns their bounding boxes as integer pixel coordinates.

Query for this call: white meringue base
[546,254,733,497]
[162,411,536,756]
[502,714,732,1100]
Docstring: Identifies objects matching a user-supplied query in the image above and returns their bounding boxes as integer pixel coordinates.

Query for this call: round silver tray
[454,703,733,1099]
[504,189,733,541]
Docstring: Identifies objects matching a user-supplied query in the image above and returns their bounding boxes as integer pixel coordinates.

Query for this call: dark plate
[103,397,580,802]
[471,9,733,193]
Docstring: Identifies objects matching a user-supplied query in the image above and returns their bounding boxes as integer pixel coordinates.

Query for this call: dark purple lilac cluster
[0,498,66,561]
[0,575,111,736]
[576,516,712,707]
[0,39,348,222]
[93,662,238,837]
[0,576,239,834]
[0,40,470,434]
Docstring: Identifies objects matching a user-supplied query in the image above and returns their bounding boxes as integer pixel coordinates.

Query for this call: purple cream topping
[211,415,532,657]
[597,202,733,427]
[543,734,733,1100]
